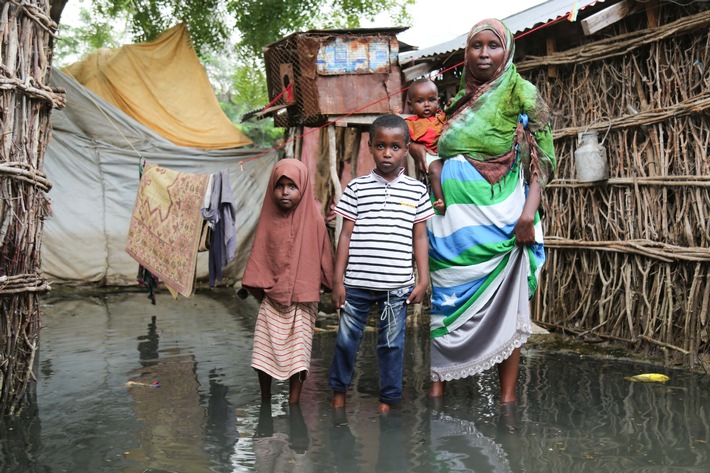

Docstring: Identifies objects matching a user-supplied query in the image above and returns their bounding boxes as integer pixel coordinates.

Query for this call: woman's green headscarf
[438,18,556,188]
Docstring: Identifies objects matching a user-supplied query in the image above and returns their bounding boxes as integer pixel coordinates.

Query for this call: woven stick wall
[522,5,710,368]
[0,0,65,415]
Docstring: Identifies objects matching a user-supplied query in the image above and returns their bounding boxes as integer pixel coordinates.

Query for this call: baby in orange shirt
[405,78,447,214]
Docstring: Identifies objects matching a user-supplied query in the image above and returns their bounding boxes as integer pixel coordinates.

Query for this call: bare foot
[433,199,446,215]
[332,391,346,408]
[428,380,446,397]
[378,403,391,414]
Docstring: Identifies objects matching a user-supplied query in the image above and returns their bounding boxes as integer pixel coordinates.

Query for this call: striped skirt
[251,296,318,380]
[427,155,545,381]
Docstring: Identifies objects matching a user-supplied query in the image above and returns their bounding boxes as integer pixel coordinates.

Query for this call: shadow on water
[1,289,708,472]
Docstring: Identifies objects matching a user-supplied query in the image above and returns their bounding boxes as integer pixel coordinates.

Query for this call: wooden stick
[638,335,690,355]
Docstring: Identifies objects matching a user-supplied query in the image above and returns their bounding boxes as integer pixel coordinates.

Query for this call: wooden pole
[328,124,342,246]
[0,0,65,415]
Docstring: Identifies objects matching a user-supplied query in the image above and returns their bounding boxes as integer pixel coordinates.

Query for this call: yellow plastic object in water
[624,373,670,383]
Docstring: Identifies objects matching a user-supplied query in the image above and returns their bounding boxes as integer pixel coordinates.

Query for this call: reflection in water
[255,403,274,438]
[125,329,211,472]
[328,410,359,472]
[136,315,159,367]
[429,409,513,473]
[253,403,314,472]
[0,406,49,473]
[206,368,240,465]
[0,291,707,473]
[376,413,406,472]
[288,404,311,454]
[513,352,710,472]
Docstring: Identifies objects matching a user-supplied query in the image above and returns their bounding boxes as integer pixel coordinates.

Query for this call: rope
[0,274,50,295]
[262,83,292,111]
[57,2,594,172]
[61,68,145,162]
[237,60,465,168]
[0,162,52,191]
[380,290,396,347]
[238,2,599,170]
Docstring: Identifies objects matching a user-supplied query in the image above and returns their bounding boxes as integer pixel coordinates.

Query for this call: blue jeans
[329,285,412,405]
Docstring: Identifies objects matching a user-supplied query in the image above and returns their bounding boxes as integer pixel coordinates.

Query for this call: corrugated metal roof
[265,27,410,48]
[399,0,605,63]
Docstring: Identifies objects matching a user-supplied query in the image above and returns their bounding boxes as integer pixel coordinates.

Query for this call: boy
[329,114,434,413]
[405,78,447,214]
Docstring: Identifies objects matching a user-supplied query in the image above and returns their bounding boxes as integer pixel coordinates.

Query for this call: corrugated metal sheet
[263,29,404,125]
[265,27,409,48]
[399,0,605,63]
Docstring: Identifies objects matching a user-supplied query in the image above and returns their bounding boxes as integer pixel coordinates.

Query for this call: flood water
[1,289,708,473]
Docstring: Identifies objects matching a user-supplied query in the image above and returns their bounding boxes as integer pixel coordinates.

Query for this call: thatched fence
[0,0,64,415]
[523,4,710,369]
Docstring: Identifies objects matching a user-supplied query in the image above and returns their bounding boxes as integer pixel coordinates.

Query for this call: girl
[242,159,334,404]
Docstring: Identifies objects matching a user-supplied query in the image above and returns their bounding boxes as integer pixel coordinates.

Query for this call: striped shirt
[334,169,434,290]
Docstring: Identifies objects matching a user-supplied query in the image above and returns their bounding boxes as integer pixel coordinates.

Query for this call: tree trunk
[0,0,65,415]
[49,0,69,24]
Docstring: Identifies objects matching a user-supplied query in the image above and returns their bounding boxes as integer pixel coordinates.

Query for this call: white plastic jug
[574,131,609,182]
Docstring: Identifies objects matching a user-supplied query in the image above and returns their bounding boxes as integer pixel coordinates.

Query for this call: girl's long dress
[251,296,318,380]
[427,155,546,382]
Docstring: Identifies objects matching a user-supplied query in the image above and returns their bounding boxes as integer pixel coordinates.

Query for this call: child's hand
[331,282,346,310]
[432,199,446,215]
[249,288,265,303]
[324,203,337,222]
[406,284,427,305]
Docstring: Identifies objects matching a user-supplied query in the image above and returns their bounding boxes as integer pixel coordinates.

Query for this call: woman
[424,19,556,403]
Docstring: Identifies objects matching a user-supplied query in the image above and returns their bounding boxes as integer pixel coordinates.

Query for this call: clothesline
[235,2,591,170]
[236,60,464,169]
[65,2,591,173]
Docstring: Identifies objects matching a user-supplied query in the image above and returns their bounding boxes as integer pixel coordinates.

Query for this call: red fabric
[406,111,446,154]
[242,159,334,305]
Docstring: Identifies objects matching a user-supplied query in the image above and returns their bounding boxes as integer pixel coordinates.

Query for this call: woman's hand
[514,214,536,245]
[515,178,541,246]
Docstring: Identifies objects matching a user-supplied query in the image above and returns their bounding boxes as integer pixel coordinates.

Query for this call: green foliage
[206,54,285,148]
[92,0,231,57]
[89,0,413,57]
[228,60,284,147]
[230,0,414,56]
[54,7,126,66]
[55,0,414,147]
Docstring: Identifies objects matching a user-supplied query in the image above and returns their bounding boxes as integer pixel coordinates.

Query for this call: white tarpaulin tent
[43,68,277,286]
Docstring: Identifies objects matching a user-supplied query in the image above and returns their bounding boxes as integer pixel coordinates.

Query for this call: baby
[405,78,447,214]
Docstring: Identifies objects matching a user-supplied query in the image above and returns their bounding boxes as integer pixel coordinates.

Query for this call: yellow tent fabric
[63,24,252,150]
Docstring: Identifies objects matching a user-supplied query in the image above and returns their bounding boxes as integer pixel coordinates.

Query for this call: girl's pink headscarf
[242,159,333,306]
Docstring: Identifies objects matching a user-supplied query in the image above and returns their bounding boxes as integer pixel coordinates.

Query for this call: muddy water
[1,290,708,472]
